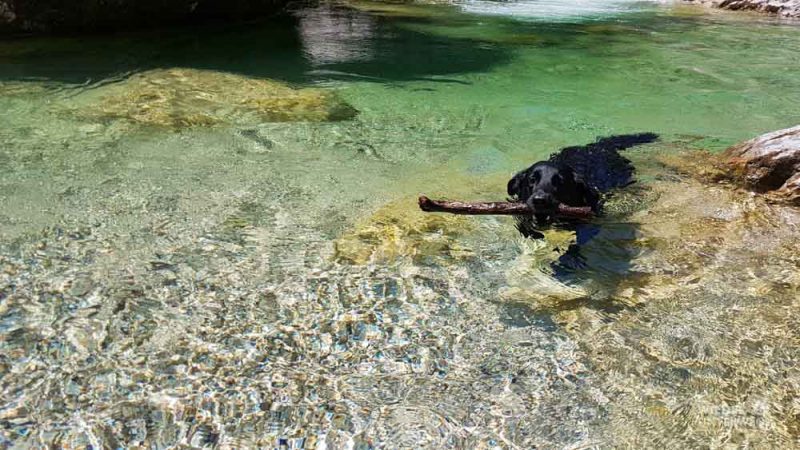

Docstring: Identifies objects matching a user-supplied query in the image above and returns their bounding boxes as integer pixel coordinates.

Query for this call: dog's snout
[529,192,554,208]
[531,194,548,205]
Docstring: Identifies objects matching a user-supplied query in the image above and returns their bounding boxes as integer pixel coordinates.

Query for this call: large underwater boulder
[334,197,477,266]
[0,0,288,34]
[72,68,358,129]
[724,124,800,205]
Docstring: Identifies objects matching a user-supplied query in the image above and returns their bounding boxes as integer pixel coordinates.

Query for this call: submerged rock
[73,68,357,129]
[681,0,800,18]
[334,197,476,265]
[723,124,800,204]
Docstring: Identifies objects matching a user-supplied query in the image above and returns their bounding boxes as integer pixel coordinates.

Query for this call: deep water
[1,1,800,448]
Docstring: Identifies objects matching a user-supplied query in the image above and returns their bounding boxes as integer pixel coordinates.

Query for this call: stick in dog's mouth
[418,196,594,220]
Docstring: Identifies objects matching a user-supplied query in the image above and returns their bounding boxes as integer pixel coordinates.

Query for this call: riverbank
[0,0,290,34]
[680,0,800,18]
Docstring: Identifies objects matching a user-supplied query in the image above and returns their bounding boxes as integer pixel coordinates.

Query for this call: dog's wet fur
[507,133,658,238]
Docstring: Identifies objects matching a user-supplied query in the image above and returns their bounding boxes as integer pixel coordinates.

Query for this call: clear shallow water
[1,1,800,448]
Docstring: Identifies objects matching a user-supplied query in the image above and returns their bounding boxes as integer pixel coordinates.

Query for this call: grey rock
[681,0,800,18]
[779,172,800,204]
[723,124,800,204]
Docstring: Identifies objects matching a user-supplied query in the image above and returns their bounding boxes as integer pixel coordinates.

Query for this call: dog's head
[507,161,598,224]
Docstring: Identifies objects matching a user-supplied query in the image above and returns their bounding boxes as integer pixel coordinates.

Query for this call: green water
[1,1,800,448]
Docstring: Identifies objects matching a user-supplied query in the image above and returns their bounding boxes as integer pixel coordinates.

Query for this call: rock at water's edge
[681,0,800,18]
[778,172,800,204]
[724,124,800,204]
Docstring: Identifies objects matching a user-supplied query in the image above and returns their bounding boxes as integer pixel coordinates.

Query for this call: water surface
[1,1,800,448]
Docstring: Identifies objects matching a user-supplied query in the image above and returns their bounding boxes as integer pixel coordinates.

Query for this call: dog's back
[549,132,658,193]
[509,132,658,239]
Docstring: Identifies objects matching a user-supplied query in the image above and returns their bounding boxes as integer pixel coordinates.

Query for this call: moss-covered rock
[334,197,477,265]
[655,150,732,184]
[72,68,357,129]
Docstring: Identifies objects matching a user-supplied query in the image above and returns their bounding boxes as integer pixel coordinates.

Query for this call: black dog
[507,133,658,239]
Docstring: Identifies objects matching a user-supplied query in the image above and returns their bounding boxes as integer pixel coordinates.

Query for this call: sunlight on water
[460,0,658,21]
[1,1,800,448]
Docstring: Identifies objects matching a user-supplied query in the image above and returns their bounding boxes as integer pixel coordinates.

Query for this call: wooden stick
[418,196,594,219]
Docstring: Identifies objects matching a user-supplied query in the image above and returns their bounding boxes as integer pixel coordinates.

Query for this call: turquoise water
[1,1,800,448]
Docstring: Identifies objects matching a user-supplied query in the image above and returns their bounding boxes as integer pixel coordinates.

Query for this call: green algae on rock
[0,80,50,97]
[334,197,477,265]
[73,68,358,129]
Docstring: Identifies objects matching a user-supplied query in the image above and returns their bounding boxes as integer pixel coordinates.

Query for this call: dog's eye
[532,172,541,183]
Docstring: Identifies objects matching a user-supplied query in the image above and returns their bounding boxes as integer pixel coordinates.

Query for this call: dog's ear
[560,165,577,184]
[507,173,525,198]
[575,175,600,207]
